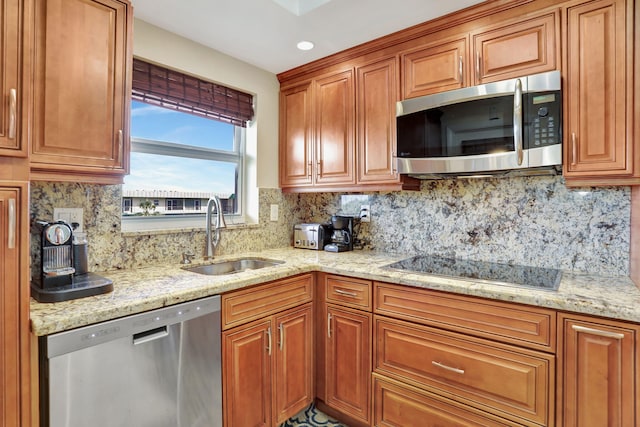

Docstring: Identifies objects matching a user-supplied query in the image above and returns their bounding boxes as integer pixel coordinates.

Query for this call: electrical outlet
[359,205,370,223]
[53,208,84,232]
[270,204,279,222]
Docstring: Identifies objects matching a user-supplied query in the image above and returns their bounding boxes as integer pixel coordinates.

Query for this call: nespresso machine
[31,220,113,303]
[324,215,354,252]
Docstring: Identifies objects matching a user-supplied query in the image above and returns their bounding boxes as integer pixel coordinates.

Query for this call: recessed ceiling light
[297,40,314,51]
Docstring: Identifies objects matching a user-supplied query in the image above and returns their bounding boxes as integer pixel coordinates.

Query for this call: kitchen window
[122,59,254,231]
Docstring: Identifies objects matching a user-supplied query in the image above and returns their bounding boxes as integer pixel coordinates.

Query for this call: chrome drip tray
[385,255,561,291]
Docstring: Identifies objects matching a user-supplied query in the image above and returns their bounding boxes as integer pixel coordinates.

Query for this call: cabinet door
[472,11,558,85]
[280,83,313,188]
[563,0,632,179]
[273,304,314,425]
[223,319,272,427]
[558,314,638,427]
[29,0,132,183]
[356,57,400,185]
[325,304,371,424]
[0,185,29,427]
[314,70,355,186]
[0,0,25,157]
[401,37,468,99]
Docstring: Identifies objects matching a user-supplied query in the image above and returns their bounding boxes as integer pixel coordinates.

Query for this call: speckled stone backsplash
[30,183,301,272]
[291,176,630,276]
[31,175,630,276]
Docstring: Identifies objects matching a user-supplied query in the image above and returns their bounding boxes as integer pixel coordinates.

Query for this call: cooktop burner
[385,255,561,290]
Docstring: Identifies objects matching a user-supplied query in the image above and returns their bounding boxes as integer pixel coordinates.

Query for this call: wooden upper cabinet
[0,0,26,157]
[314,70,355,186]
[280,82,313,188]
[558,313,639,427]
[563,0,637,184]
[401,37,468,99]
[356,57,401,184]
[28,0,132,184]
[471,11,559,85]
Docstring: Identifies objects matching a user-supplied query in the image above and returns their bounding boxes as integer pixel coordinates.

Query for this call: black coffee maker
[324,215,353,252]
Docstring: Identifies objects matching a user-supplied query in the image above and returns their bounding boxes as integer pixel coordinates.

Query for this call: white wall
[132,19,281,223]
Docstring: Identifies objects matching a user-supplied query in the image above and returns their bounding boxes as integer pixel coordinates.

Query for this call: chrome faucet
[205,196,227,259]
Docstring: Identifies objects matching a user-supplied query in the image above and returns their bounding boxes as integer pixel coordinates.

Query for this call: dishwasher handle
[133,326,169,345]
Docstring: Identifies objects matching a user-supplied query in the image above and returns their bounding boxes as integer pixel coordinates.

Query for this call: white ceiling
[130,0,486,75]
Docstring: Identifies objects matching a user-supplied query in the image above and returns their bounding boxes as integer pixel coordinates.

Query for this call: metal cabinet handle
[334,288,358,298]
[8,198,16,249]
[432,360,465,375]
[513,78,523,166]
[571,324,625,339]
[307,161,312,178]
[278,323,284,351]
[459,56,463,85]
[266,326,272,355]
[475,52,481,81]
[327,313,332,338]
[317,159,322,175]
[118,129,123,159]
[9,89,16,139]
[571,133,577,166]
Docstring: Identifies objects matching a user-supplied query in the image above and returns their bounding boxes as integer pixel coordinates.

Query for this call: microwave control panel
[525,91,562,148]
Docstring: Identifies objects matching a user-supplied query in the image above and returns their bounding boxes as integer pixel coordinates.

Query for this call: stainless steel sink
[183,257,284,276]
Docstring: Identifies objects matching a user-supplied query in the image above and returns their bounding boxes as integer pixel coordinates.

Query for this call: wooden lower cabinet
[325,303,372,425]
[557,313,639,427]
[374,315,554,426]
[223,303,313,427]
[373,374,522,427]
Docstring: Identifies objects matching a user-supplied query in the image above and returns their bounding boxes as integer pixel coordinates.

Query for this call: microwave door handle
[513,78,524,166]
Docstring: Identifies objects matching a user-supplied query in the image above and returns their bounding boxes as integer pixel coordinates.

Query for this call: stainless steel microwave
[395,70,562,178]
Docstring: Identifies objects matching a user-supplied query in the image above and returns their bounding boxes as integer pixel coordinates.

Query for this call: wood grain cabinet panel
[558,314,639,427]
[223,318,272,427]
[0,0,26,157]
[374,316,554,426]
[314,70,355,186]
[223,302,314,427]
[0,185,29,427]
[401,37,468,99]
[279,82,313,188]
[325,274,372,311]
[222,273,313,330]
[356,57,401,184]
[373,374,522,427]
[562,0,636,183]
[325,304,372,424]
[374,282,556,352]
[28,0,132,184]
[472,11,559,85]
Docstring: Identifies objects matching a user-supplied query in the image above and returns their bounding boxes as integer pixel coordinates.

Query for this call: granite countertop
[30,248,640,336]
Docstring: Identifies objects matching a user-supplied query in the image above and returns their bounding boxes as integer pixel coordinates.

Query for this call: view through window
[123,100,244,219]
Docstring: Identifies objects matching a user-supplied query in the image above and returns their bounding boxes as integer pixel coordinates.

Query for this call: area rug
[280,404,348,427]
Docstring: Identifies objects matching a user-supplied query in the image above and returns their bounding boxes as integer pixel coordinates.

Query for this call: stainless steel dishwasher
[38,295,222,427]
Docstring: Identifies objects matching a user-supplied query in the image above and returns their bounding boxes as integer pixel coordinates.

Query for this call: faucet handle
[181,252,196,264]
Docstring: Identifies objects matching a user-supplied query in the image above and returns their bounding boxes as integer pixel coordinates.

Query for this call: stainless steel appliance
[324,215,353,252]
[294,223,329,250]
[39,295,222,427]
[385,255,561,290]
[30,220,113,302]
[396,70,562,178]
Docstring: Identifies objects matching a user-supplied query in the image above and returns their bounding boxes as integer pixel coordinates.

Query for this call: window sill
[121,214,256,235]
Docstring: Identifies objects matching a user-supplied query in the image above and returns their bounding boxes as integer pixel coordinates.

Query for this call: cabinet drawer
[373,374,522,427]
[374,282,555,352]
[374,316,553,426]
[222,274,313,330]
[325,275,371,311]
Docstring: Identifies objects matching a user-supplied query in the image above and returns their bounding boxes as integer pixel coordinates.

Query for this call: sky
[123,101,237,194]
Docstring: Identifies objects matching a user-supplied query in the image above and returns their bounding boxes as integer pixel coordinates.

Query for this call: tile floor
[281,404,348,427]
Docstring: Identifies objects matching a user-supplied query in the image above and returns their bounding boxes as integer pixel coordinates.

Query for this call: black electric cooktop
[385,255,561,291]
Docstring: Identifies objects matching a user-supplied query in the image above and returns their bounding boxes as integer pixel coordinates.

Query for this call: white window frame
[122,127,246,232]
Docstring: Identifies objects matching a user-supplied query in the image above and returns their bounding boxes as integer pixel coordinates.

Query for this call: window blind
[132,58,254,127]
